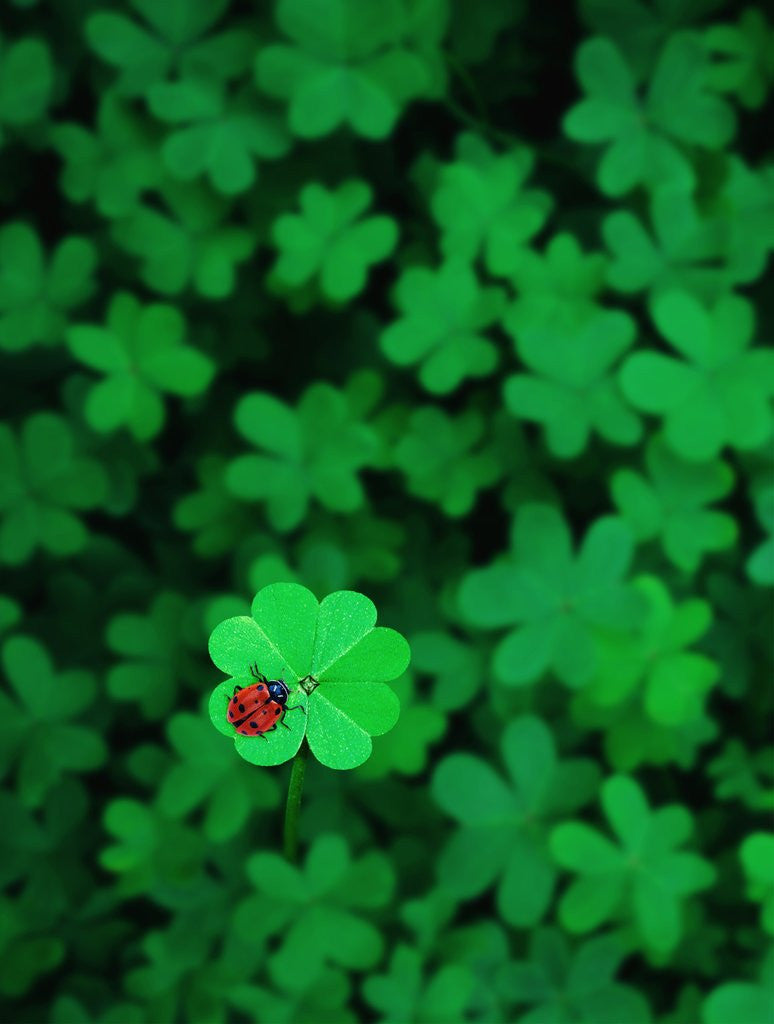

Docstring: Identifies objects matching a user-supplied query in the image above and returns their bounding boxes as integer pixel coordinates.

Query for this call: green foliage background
[0,0,772,1021]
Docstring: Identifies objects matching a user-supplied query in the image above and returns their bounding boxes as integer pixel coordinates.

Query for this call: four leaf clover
[208,583,409,769]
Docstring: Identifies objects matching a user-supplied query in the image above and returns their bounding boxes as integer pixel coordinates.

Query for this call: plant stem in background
[283,739,308,863]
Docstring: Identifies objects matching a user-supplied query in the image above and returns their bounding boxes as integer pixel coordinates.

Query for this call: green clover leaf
[381,262,506,394]
[431,134,552,276]
[411,629,487,712]
[355,674,446,779]
[620,289,774,461]
[458,504,643,688]
[740,833,774,934]
[611,436,738,571]
[363,945,475,1024]
[702,950,774,1024]
[707,740,774,812]
[0,636,106,807]
[393,405,500,516]
[0,412,108,565]
[496,928,650,1024]
[579,575,720,725]
[0,34,53,144]
[504,308,640,457]
[52,95,163,219]
[148,77,290,194]
[173,456,253,557]
[564,34,734,196]
[704,8,774,110]
[67,292,214,441]
[233,834,394,984]
[747,480,774,585]
[256,0,436,139]
[86,0,246,98]
[111,183,255,297]
[432,717,600,926]
[270,179,397,302]
[106,593,195,721]
[603,181,771,300]
[550,775,716,952]
[0,223,97,352]
[226,384,379,532]
[208,583,409,769]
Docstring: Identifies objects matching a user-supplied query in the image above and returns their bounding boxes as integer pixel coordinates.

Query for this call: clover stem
[283,739,308,864]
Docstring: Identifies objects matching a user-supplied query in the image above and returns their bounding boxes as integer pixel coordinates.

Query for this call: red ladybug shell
[227,682,284,736]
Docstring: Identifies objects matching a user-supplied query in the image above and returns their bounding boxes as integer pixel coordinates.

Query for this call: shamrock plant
[703,8,774,110]
[0,33,53,144]
[611,436,738,572]
[432,717,600,926]
[209,583,409,855]
[148,77,290,194]
[226,384,379,531]
[496,928,650,1024]
[458,504,643,688]
[381,262,505,393]
[430,134,552,276]
[364,945,475,1023]
[747,480,774,586]
[67,292,215,440]
[0,412,108,565]
[620,289,774,461]
[550,775,716,953]
[740,833,774,935]
[256,0,442,138]
[0,223,97,352]
[564,34,735,195]
[270,179,397,302]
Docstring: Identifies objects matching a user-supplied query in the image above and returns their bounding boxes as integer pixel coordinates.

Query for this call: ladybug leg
[285,704,306,716]
[249,664,268,683]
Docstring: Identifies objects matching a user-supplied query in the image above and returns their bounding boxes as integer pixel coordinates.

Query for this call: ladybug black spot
[232,697,238,704]
[275,707,281,715]
[228,711,233,719]
[239,703,245,713]
[249,721,257,729]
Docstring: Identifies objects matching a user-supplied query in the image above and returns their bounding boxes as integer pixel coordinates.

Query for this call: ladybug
[226,664,304,739]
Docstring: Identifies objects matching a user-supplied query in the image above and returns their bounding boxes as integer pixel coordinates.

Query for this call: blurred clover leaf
[579,575,719,726]
[603,182,771,300]
[363,945,475,1023]
[702,950,774,1024]
[173,456,253,557]
[620,289,774,461]
[410,630,486,712]
[106,592,195,721]
[111,183,255,298]
[611,436,737,572]
[504,308,640,458]
[496,928,650,1024]
[458,504,642,688]
[0,223,97,352]
[233,834,394,984]
[703,8,774,109]
[0,636,106,807]
[432,716,600,926]
[740,833,774,934]
[564,34,734,195]
[67,292,215,441]
[747,480,774,585]
[0,412,108,565]
[157,712,280,843]
[208,582,409,769]
[707,739,774,812]
[0,33,53,143]
[226,384,379,532]
[355,674,446,779]
[431,134,552,276]
[148,77,290,194]
[393,405,500,516]
[550,775,716,953]
[256,0,438,138]
[85,0,246,98]
[271,179,397,302]
[52,95,163,220]
[381,262,505,394]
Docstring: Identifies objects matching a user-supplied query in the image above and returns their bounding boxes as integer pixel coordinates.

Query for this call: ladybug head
[267,679,289,705]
